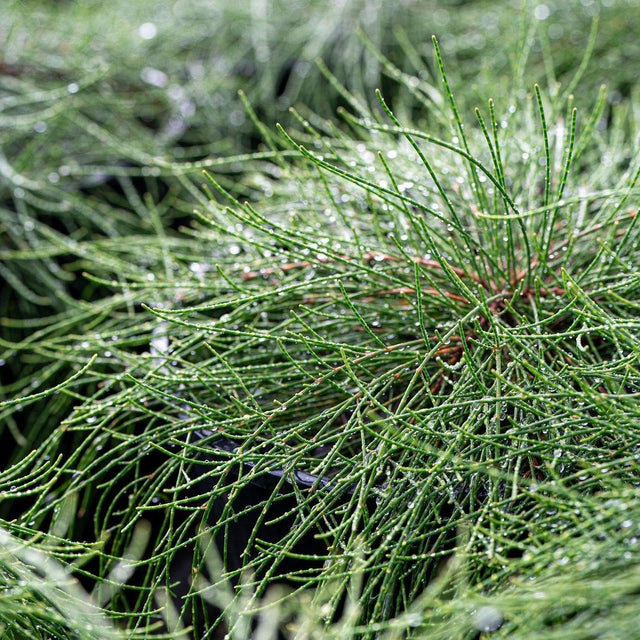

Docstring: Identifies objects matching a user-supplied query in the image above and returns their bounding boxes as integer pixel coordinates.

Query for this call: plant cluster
[0,1,639,639]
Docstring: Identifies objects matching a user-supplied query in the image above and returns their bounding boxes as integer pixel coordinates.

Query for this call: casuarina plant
[0,2,639,639]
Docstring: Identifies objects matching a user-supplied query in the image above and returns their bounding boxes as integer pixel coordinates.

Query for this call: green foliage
[0,526,125,640]
[0,1,639,638]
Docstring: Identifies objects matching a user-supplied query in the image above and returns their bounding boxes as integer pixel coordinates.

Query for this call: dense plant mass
[0,1,639,639]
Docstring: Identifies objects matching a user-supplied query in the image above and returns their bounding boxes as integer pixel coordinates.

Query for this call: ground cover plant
[0,1,639,639]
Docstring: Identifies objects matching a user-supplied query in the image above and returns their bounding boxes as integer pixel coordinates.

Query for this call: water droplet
[140,67,168,88]
[473,606,503,632]
[138,22,157,39]
[534,4,550,20]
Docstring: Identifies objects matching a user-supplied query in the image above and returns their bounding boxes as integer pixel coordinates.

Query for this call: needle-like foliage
[2,0,638,452]
[0,2,639,639]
